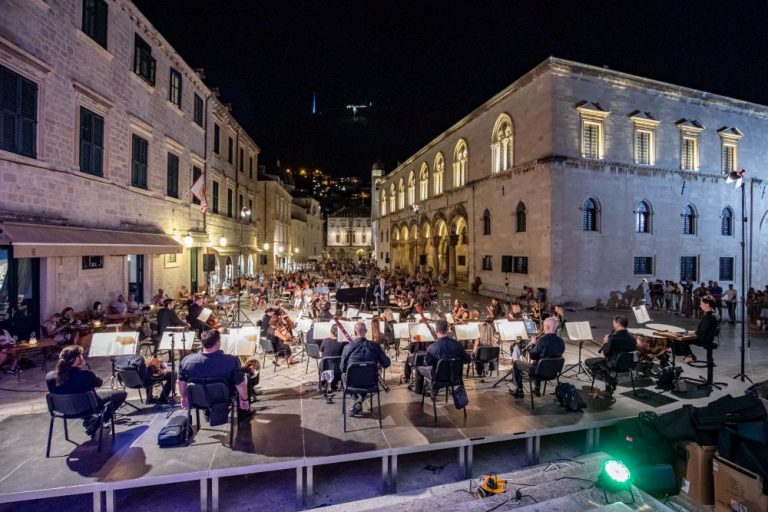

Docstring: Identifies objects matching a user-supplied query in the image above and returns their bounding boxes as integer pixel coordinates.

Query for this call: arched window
[433,153,445,195]
[335,232,341,243]
[419,163,429,200]
[407,171,416,206]
[721,207,734,236]
[582,197,599,232]
[379,189,386,216]
[482,209,491,235]
[389,183,396,213]
[682,204,697,235]
[634,200,651,233]
[516,202,527,232]
[491,114,514,173]
[397,178,405,210]
[453,139,468,188]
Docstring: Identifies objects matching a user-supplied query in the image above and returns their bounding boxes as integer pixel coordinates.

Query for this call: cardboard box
[676,442,716,505]
[713,454,768,512]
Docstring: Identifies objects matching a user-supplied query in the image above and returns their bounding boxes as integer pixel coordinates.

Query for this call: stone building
[326,206,373,261]
[291,196,324,262]
[375,57,768,306]
[0,0,260,324]
[253,175,292,272]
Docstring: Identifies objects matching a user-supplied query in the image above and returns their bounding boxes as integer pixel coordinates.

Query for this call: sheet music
[313,321,333,339]
[523,318,538,335]
[495,320,528,341]
[296,318,313,333]
[158,331,196,350]
[445,313,455,324]
[421,311,432,319]
[632,305,651,324]
[346,307,359,318]
[358,312,374,320]
[336,320,357,342]
[220,332,258,356]
[393,322,410,339]
[391,311,401,322]
[198,307,213,322]
[454,322,481,340]
[408,322,436,342]
[565,321,593,341]
[88,332,139,358]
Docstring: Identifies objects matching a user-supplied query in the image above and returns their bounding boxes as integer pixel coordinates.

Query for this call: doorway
[128,254,144,303]
[0,246,40,339]
[190,248,199,293]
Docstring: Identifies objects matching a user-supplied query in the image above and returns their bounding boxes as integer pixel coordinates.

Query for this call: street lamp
[183,232,194,248]
[725,169,750,383]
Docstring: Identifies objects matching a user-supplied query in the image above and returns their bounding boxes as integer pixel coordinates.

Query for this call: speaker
[259,255,268,265]
[501,255,513,273]
[419,254,427,265]
[202,254,216,272]
[632,464,677,496]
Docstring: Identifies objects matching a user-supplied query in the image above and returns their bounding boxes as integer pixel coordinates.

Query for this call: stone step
[317,452,675,512]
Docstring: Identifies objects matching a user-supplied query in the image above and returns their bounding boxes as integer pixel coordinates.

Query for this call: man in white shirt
[724,284,737,324]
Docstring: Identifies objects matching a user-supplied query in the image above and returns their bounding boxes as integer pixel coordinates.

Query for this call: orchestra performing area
[0,295,763,512]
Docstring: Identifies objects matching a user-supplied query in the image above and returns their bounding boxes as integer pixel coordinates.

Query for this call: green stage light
[604,460,630,484]
[597,459,633,501]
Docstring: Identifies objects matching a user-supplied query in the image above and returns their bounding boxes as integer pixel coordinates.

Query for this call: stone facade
[375,58,768,306]
[0,0,262,318]
[327,206,373,260]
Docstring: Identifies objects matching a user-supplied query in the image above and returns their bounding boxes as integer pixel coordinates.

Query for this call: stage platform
[0,304,763,511]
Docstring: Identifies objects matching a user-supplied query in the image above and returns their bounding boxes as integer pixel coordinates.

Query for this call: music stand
[88,331,139,392]
[159,327,194,402]
[408,322,436,342]
[632,305,652,325]
[221,329,259,357]
[560,321,595,381]
[494,320,528,359]
[454,322,481,341]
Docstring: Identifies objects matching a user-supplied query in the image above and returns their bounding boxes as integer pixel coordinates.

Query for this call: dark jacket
[157,307,185,334]
[425,335,471,368]
[46,368,102,394]
[603,329,636,360]
[187,303,210,333]
[695,311,719,348]
[340,337,391,373]
[528,333,565,361]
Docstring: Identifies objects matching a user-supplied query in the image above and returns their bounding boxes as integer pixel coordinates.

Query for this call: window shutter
[95,0,108,47]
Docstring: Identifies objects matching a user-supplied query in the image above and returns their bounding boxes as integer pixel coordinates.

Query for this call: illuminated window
[634,201,651,233]
[682,204,697,235]
[576,102,609,160]
[582,197,599,232]
[379,189,387,216]
[433,153,445,195]
[398,178,405,210]
[629,111,659,165]
[389,183,396,212]
[676,119,704,170]
[453,139,468,187]
[419,163,429,200]
[635,130,651,164]
[717,126,742,174]
[407,171,415,206]
[491,114,513,173]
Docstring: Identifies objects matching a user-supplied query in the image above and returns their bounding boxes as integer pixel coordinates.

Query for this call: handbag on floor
[452,384,469,409]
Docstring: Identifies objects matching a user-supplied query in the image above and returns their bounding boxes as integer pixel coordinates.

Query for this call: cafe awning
[0,222,183,258]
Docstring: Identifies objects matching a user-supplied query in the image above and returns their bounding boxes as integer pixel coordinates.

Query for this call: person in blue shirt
[340,322,391,415]
[511,317,565,398]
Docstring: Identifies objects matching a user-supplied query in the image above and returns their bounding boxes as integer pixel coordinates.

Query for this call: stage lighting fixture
[597,459,634,504]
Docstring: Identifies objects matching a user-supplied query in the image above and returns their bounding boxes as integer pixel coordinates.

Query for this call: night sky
[132,0,768,180]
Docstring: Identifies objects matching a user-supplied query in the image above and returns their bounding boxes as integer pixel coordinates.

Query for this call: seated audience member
[152,289,167,305]
[0,330,19,373]
[91,302,105,321]
[126,293,140,313]
[109,294,128,315]
[178,330,252,421]
[510,317,565,398]
[43,313,67,343]
[46,345,127,436]
[585,315,636,397]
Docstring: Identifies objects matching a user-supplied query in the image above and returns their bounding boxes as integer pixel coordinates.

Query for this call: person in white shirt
[724,284,738,324]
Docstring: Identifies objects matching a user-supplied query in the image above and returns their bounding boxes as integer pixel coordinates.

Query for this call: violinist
[267,316,297,366]
[454,302,469,323]
[507,303,524,320]
[317,301,333,321]
[487,297,503,321]
[401,291,417,319]
[187,295,212,335]
[452,299,462,318]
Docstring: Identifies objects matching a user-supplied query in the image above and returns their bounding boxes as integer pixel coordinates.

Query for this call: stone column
[447,234,459,285]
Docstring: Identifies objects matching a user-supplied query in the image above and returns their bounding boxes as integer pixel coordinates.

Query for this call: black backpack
[555,382,586,412]
[158,415,189,447]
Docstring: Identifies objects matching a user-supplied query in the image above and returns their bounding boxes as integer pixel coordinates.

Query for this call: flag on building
[190,174,208,213]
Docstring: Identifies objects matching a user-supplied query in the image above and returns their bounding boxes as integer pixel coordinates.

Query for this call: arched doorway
[421,221,433,272]
[453,216,469,284]
[434,218,449,279]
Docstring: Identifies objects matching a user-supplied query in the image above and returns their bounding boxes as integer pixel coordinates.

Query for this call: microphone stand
[168,332,178,404]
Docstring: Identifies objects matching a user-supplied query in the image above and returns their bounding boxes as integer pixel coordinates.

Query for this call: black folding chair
[260,337,278,372]
[591,351,638,396]
[305,343,321,374]
[115,367,151,410]
[319,356,342,390]
[524,356,564,409]
[422,357,466,423]
[46,391,114,457]
[342,362,381,432]
[467,346,500,378]
[186,379,236,447]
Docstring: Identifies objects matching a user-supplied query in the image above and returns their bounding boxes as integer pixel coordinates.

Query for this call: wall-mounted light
[219,236,228,247]
[294,247,299,254]
[183,233,194,248]
[263,243,270,250]
[240,206,251,218]
[277,246,284,254]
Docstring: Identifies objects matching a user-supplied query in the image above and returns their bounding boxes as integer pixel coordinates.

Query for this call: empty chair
[185,379,236,447]
[260,337,277,372]
[522,356,565,409]
[422,357,466,423]
[45,390,115,457]
[305,342,321,374]
[342,362,381,432]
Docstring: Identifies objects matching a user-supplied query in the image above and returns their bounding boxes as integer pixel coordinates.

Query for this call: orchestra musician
[267,317,297,366]
[187,295,212,335]
[156,298,189,356]
[319,324,346,391]
[471,321,498,377]
[510,317,565,399]
[487,297,503,321]
[507,303,524,321]
[585,315,636,397]
[340,322,391,416]
[415,319,470,388]
[673,295,719,364]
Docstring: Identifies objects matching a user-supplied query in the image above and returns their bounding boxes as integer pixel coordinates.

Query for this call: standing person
[693,282,708,319]
[340,322,391,416]
[178,330,252,422]
[510,317,565,398]
[710,282,724,319]
[680,279,694,318]
[724,284,738,325]
[155,298,188,356]
[585,316,636,397]
[46,345,127,436]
